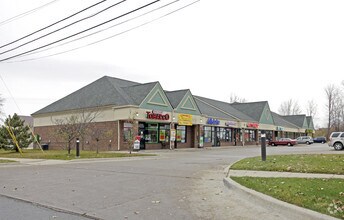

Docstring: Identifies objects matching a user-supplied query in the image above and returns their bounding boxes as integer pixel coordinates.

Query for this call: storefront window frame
[176,125,187,143]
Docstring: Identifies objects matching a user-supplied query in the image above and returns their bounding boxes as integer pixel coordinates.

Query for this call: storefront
[202,118,237,147]
[243,122,259,145]
[135,110,172,150]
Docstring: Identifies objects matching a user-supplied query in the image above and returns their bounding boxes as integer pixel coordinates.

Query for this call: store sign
[225,121,236,127]
[247,122,259,129]
[146,111,170,120]
[277,126,284,131]
[207,118,220,125]
[178,114,193,126]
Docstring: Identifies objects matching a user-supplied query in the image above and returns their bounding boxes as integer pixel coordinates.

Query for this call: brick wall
[34,121,119,151]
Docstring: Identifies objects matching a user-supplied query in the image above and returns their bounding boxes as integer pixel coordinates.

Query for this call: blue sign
[207,118,220,125]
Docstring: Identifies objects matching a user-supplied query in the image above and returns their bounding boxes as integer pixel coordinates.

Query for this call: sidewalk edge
[223,177,338,220]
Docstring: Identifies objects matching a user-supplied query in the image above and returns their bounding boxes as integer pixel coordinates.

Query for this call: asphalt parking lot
[0,143,341,220]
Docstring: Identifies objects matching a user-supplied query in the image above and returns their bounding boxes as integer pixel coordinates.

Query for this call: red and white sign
[247,122,259,129]
[146,111,170,120]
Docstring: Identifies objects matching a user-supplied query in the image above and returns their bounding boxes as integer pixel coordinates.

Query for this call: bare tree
[306,100,317,118]
[89,126,112,154]
[52,108,101,156]
[324,84,343,137]
[278,99,302,115]
[229,93,247,103]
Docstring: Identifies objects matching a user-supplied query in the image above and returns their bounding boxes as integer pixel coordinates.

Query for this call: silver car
[296,136,314,145]
[328,132,344,150]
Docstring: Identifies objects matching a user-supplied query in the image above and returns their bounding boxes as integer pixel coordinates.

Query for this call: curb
[223,168,338,220]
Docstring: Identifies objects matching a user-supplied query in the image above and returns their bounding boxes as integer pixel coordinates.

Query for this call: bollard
[76,138,80,158]
[261,130,266,161]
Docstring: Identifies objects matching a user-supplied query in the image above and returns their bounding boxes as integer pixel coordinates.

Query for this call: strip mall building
[32,76,315,151]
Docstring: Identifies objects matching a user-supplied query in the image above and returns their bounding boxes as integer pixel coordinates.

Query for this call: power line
[0,0,126,56]
[0,74,23,114]
[0,0,108,50]
[0,0,161,62]
[0,0,61,27]
[3,0,200,63]
[14,0,183,59]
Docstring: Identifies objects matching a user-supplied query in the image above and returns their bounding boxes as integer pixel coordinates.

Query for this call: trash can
[42,144,49,150]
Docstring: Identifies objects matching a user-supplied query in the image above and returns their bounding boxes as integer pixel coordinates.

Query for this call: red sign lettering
[146,111,170,120]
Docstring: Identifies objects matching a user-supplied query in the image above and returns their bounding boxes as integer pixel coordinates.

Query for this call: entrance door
[212,127,220,147]
[138,123,146,150]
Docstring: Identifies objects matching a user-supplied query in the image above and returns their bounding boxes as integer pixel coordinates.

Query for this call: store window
[218,128,227,141]
[146,124,158,143]
[159,124,170,143]
[203,126,212,143]
[123,122,133,142]
[176,125,187,143]
[226,129,232,142]
[244,129,256,142]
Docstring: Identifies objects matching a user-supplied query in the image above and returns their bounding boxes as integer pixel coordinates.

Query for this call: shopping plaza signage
[146,110,170,120]
[225,121,237,127]
[246,122,259,129]
[277,126,284,131]
[178,114,193,126]
[207,118,220,125]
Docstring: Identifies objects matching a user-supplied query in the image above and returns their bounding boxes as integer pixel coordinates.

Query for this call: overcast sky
[1,0,343,127]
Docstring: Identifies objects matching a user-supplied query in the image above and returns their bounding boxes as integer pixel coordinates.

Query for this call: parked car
[268,138,297,146]
[328,132,344,151]
[313,136,326,144]
[296,136,314,145]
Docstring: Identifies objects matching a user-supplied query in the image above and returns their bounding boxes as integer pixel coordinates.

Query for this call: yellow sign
[178,114,193,126]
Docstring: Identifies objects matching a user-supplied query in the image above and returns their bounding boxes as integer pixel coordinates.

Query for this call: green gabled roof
[306,116,315,130]
[139,82,173,112]
[230,101,268,122]
[122,82,157,105]
[194,96,254,121]
[271,112,299,129]
[166,90,201,115]
[282,115,308,128]
[165,90,188,109]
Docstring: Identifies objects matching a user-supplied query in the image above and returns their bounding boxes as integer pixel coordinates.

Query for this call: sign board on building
[146,111,170,120]
[225,121,237,127]
[178,114,193,126]
[247,122,259,129]
[277,126,284,131]
[207,118,220,125]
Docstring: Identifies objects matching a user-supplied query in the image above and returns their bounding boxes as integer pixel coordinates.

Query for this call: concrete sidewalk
[227,169,344,179]
[224,168,343,220]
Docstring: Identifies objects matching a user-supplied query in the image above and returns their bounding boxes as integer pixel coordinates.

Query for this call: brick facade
[34,121,119,151]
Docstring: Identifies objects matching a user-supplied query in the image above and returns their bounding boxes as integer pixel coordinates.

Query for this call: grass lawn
[0,149,155,160]
[232,177,344,219]
[231,154,344,175]
[0,159,16,163]
[230,154,344,219]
